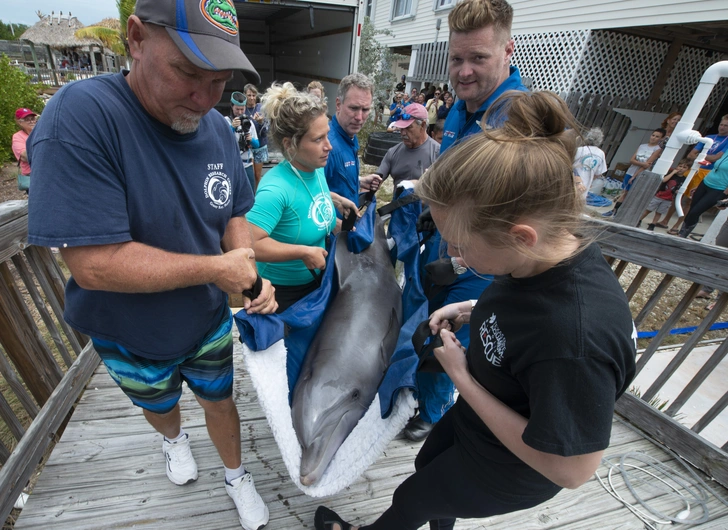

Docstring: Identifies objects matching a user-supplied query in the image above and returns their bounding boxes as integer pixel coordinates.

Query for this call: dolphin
[291,215,402,486]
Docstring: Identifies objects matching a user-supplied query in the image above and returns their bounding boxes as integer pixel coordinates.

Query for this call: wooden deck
[14,333,728,530]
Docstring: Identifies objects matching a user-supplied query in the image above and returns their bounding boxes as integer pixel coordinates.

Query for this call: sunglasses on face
[435,92,441,95]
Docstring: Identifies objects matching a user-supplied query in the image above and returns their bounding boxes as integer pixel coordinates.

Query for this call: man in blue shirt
[325,73,382,208]
[27,1,276,528]
[405,0,528,442]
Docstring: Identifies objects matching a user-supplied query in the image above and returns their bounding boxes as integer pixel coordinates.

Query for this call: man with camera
[227,91,259,192]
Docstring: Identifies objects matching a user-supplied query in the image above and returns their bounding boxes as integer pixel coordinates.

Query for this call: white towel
[241,340,417,497]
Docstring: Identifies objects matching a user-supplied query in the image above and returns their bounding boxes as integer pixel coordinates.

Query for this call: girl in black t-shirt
[314,90,637,530]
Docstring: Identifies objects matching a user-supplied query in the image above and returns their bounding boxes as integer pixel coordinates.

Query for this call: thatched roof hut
[20,12,101,48]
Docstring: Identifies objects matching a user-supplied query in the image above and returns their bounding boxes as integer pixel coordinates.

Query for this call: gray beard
[171,112,203,134]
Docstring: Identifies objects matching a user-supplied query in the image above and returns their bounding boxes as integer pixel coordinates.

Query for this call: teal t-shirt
[704,152,728,191]
[247,161,336,286]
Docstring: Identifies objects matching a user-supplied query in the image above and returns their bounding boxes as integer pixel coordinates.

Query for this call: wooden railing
[0,201,99,524]
[595,218,728,487]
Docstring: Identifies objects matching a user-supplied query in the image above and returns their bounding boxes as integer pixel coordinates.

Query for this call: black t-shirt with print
[451,243,637,501]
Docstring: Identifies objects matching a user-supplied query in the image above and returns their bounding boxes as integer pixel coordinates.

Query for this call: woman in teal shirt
[247,83,357,311]
[679,150,728,238]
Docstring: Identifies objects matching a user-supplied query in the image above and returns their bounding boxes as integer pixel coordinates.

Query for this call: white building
[368,0,728,166]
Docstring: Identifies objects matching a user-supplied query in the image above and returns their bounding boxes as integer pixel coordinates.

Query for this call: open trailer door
[228,0,362,102]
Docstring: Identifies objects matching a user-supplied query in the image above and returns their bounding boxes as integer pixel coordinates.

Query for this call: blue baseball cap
[135,0,260,83]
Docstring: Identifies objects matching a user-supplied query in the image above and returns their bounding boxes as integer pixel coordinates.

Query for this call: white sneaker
[225,473,269,530]
[162,433,198,485]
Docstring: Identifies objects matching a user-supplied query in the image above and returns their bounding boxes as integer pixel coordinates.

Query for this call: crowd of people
[12,0,726,528]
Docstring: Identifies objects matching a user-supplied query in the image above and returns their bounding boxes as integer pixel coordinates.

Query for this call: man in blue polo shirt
[326,72,382,207]
[405,0,528,442]
[27,1,276,528]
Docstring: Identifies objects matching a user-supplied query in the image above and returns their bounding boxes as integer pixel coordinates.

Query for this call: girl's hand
[433,329,468,380]
[429,301,472,335]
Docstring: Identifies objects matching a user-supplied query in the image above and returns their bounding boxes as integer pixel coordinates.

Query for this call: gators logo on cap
[200,0,239,36]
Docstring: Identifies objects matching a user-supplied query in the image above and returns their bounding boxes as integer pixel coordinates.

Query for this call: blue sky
[0,0,119,27]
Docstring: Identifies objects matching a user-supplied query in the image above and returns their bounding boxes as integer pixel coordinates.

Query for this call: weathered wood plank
[0,200,28,263]
[595,219,728,292]
[624,265,649,302]
[643,293,728,402]
[613,259,628,279]
[692,390,728,435]
[0,263,63,404]
[0,342,100,526]
[634,282,700,375]
[14,341,728,530]
[0,438,9,465]
[666,335,728,417]
[24,247,84,355]
[0,388,25,440]
[615,393,728,488]
[0,344,39,419]
[633,273,674,328]
[11,254,74,368]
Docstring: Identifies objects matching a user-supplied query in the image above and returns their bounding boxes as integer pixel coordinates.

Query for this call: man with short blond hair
[407,0,528,443]
[440,0,525,152]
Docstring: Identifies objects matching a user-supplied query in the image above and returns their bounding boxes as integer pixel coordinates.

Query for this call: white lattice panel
[660,47,728,109]
[512,30,589,93]
[571,31,669,99]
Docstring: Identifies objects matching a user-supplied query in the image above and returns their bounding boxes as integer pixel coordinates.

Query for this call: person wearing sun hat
[12,108,38,193]
[26,1,276,528]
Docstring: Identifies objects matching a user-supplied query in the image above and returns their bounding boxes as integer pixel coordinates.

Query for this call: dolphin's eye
[351,390,360,400]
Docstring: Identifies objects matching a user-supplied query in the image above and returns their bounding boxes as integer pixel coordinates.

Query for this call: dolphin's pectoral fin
[379,308,400,368]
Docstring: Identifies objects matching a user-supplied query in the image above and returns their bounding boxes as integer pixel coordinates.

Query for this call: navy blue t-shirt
[27,72,254,360]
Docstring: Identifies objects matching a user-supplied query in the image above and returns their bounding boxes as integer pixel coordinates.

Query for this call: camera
[236,117,252,151]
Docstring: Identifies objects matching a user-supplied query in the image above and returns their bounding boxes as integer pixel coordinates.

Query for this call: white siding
[372,0,455,47]
[372,0,728,47]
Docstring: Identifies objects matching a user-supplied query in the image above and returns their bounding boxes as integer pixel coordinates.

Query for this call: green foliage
[118,0,137,56]
[75,26,125,56]
[358,17,405,124]
[0,54,45,165]
[0,20,29,40]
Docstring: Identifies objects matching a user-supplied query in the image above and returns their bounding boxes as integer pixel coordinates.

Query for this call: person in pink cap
[12,108,38,192]
[365,103,440,189]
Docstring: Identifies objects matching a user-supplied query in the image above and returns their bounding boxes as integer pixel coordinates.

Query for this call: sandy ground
[0,163,28,203]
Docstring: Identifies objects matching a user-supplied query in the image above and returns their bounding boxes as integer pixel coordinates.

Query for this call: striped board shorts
[92,309,234,414]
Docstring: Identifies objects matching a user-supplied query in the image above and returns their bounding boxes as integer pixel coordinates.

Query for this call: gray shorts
[646,196,671,215]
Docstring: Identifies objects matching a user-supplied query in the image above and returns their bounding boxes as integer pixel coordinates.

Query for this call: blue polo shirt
[325,115,360,205]
[423,66,528,349]
[694,134,728,170]
[440,66,527,154]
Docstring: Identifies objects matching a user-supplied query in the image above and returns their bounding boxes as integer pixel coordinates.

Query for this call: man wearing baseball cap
[12,108,38,192]
[365,103,439,189]
[27,1,274,528]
